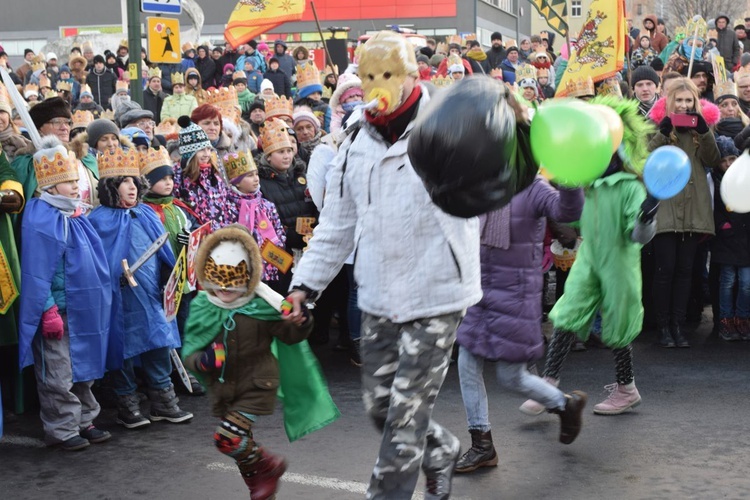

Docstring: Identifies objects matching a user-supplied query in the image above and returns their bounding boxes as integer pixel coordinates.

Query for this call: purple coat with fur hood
[457,178,584,362]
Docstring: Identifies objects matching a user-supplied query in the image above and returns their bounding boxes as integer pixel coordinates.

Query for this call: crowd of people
[0,11,749,499]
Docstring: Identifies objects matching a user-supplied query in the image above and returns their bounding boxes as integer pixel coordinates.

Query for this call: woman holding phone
[647,77,721,347]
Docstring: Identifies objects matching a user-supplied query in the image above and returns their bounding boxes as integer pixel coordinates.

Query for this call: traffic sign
[141,0,181,15]
[146,17,181,64]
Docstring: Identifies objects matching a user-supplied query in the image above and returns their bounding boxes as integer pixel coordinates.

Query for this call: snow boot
[241,448,287,500]
[454,429,498,473]
[148,385,194,423]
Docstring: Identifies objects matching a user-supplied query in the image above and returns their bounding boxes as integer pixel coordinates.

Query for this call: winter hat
[491,32,503,41]
[631,65,660,88]
[448,63,465,74]
[223,63,235,73]
[29,96,71,130]
[448,43,461,53]
[416,54,430,65]
[33,136,79,190]
[649,57,664,72]
[59,65,72,77]
[47,52,57,62]
[120,126,151,149]
[741,53,750,68]
[177,115,212,162]
[293,106,320,133]
[116,100,153,128]
[249,98,265,113]
[430,54,445,68]
[93,54,106,65]
[716,135,740,159]
[330,73,363,110]
[232,70,248,85]
[260,79,274,93]
[195,225,262,296]
[257,42,269,52]
[86,118,120,148]
[505,46,519,55]
[24,48,34,57]
[139,146,174,186]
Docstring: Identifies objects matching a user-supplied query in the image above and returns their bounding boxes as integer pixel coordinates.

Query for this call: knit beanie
[29,96,71,130]
[260,79,274,93]
[145,164,175,187]
[649,58,664,72]
[417,54,430,65]
[293,106,320,133]
[716,135,740,159]
[86,118,120,148]
[120,126,152,149]
[177,115,212,162]
[631,65,660,88]
[249,99,265,113]
[741,53,750,68]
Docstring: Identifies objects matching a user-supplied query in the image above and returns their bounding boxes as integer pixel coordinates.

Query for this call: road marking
[0,434,47,448]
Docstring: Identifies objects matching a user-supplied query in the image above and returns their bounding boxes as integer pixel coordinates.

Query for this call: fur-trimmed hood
[292,46,309,61]
[647,96,721,126]
[195,224,262,297]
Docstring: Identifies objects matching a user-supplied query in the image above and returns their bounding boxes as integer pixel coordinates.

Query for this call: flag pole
[310,1,338,80]
[686,15,701,81]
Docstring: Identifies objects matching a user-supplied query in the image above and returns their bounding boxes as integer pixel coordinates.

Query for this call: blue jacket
[501,59,518,85]
[246,70,263,94]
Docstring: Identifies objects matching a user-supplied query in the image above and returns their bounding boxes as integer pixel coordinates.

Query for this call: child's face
[308,91,322,102]
[50,180,79,199]
[235,82,247,92]
[214,289,245,303]
[720,155,737,172]
[237,170,260,193]
[151,175,174,196]
[262,88,274,97]
[270,61,279,71]
[97,133,119,154]
[538,76,549,86]
[118,177,139,207]
[268,148,294,171]
[173,83,185,95]
[522,87,536,101]
[195,147,212,164]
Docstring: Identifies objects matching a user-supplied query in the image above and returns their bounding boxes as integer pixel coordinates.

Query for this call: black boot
[454,430,498,473]
[658,327,675,348]
[671,324,690,348]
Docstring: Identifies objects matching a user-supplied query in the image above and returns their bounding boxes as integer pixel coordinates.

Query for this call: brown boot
[454,430,498,473]
[240,448,287,500]
[550,391,587,444]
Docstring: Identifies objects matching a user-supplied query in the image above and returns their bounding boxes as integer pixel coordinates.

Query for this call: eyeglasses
[134,119,155,128]
[48,118,72,128]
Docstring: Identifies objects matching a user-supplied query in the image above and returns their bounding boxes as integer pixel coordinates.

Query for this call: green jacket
[11,150,99,206]
[0,151,23,345]
[160,93,199,121]
[648,129,720,235]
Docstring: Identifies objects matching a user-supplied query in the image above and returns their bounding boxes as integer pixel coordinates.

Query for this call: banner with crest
[225,0,307,49]
[528,0,569,38]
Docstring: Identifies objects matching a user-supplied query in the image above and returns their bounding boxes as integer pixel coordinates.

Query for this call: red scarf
[366,85,422,128]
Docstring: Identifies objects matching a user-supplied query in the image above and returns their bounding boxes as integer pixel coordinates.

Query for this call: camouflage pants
[361,312,463,500]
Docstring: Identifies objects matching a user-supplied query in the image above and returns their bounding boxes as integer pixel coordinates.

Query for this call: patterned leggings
[543,329,634,386]
[214,411,259,476]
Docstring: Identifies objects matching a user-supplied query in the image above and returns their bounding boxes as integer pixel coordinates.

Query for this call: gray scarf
[479,204,511,250]
[40,191,87,217]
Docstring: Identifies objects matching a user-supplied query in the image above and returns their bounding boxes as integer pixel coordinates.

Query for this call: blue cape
[88,204,179,369]
[18,198,111,382]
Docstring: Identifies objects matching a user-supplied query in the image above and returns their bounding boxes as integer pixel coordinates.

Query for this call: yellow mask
[356,31,418,116]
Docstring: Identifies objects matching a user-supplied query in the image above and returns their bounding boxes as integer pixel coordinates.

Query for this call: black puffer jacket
[712,172,750,266]
[195,46,216,89]
[258,156,318,251]
[85,68,117,110]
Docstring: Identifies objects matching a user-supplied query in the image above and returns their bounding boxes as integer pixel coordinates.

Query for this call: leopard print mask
[203,257,250,291]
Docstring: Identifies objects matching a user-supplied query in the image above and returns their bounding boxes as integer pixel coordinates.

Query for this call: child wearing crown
[89,147,193,429]
[17,137,112,451]
[225,150,285,284]
[173,115,239,230]
[161,73,199,121]
[182,224,339,499]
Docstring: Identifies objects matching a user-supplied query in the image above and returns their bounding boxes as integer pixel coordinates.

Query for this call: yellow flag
[556,0,626,97]
[225,0,307,49]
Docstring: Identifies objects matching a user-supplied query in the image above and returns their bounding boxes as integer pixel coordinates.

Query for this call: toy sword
[170,348,193,394]
[121,233,169,287]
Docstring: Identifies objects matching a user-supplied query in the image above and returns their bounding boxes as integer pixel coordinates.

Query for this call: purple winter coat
[456,178,584,363]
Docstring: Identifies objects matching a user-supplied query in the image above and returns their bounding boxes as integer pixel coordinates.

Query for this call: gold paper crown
[56,80,72,93]
[98,148,140,179]
[119,39,128,49]
[34,148,79,189]
[172,72,185,85]
[462,34,477,45]
[232,70,247,81]
[71,110,94,129]
[138,146,172,177]
[261,119,293,154]
[0,83,10,109]
[31,55,46,72]
[596,79,622,98]
[116,80,129,93]
[565,76,595,98]
[736,65,750,79]
[686,16,708,41]
[44,90,59,100]
[80,84,92,95]
[154,118,179,139]
[431,75,454,89]
[206,86,240,123]
[536,67,550,79]
[24,83,39,96]
[715,80,737,100]
[224,150,258,182]
[265,95,294,120]
[100,109,116,121]
[296,62,321,90]
[148,67,162,79]
[447,35,462,46]
[39,73,51,89]
[489,68,503,79]
[82,41,94,53]
[436,42,448,54]
[181,42,194,53]
[515,64,537,81]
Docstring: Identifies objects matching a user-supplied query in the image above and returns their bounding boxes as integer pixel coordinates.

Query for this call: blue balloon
[643,146,691,200]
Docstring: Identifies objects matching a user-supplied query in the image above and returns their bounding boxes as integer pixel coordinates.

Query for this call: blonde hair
[666,77,702,115]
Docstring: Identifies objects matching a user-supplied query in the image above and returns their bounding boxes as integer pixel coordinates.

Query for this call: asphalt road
[2,317,750,500]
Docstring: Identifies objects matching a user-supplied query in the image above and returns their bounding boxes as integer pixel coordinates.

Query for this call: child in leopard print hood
[181,225,338,499]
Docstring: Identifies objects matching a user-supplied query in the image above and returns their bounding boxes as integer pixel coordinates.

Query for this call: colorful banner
[528,0,569,38]
[187,222,211,291]
[555,0,626,97]
[164,247,187,322]
[225,0,307,49]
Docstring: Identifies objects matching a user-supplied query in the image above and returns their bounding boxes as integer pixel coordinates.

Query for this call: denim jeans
[458,346,566,432]
[112,347,173,396]
[719,265,750,319]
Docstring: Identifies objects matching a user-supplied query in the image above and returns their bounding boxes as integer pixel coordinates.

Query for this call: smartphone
[670,113,698,128]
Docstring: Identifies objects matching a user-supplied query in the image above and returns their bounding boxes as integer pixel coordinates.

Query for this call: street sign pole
[127,0,143,105]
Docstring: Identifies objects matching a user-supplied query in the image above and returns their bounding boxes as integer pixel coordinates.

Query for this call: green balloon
[530,101,613,186]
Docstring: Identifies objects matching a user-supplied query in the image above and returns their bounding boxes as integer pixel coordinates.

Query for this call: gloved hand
[198,342,226,372]
[639,195,660,224]
[689,112,710,134]
[658,116,673,137]
[0,190,23,214]
[41,305,64,340]
[176,230,190,246]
